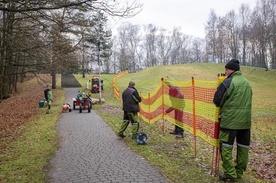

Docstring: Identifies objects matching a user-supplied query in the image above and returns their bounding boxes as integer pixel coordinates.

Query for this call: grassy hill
[1,63,274,182]
[89,63,275,183]
[114,63,276,116]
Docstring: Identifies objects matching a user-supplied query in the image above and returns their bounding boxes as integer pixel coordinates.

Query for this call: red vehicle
[91,76,103,93]
[73,93,92,113]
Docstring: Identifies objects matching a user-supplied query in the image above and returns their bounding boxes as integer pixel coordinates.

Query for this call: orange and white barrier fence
[112,72,226,175]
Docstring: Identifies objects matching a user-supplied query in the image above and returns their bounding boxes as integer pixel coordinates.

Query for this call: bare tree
[144,24,158,67]
[116,23,131,71]
[178,34,192,64]
[239,3,251,65]
[109,0,274,71]
[156,28,173,65]
[215,17,228,63]
[205,9,218,62]
[168,28,182,64]
[0,0,142,100]
[250,0,274,69]
[192,37,205,63]
[264,0,276,69]
[119,22,142,72]
[110,36,121,73]
[224,10,239,60]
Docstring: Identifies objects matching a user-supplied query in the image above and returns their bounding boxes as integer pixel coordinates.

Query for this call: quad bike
[73,94,92,113]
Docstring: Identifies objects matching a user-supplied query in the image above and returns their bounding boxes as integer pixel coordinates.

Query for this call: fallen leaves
[0,75,51,153]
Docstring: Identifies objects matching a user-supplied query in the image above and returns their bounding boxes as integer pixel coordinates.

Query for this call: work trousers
[174,109,184,134]
[118,111,139,139]
[46,101,52,114]
[219,128,250,179]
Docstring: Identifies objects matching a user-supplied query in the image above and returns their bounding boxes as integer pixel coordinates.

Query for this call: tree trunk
[51,71,56,89]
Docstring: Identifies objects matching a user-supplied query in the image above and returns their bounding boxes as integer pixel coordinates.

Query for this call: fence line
[112,71,128,100]
[112,72,226,175]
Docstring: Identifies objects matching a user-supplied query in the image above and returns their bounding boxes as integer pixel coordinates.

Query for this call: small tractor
[91,76,103,93]
[73,92,92,113]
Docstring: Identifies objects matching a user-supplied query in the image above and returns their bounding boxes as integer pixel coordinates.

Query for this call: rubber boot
[235,145,249,178]
[118,120,129,136]
[221,145,237,179]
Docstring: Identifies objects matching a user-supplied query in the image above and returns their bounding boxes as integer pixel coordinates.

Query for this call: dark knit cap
[225,59,240,71]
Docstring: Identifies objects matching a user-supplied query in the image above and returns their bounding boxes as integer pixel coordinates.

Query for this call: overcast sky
[109,0,257,38]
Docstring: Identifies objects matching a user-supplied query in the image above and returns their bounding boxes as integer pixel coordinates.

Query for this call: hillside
[97,63,276,182]
[115,63,276,116]
[0,63,275,182]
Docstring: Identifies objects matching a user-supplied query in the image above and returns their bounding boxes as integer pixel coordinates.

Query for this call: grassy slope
[88,63,275,183]
[116,63,276,116]
[1,63,274,183]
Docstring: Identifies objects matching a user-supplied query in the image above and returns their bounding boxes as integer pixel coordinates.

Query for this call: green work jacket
[213,71,252,129]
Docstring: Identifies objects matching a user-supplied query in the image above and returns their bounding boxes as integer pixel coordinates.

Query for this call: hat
[129,81,135,87]
[225,59,240,71]
[163,79,172,86]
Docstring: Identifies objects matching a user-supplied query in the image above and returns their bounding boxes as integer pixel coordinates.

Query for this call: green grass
[86,63,275,183]
[0,78,65,183]
[0,63,274,183]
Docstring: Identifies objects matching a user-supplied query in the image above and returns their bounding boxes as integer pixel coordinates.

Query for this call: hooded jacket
[213,71,252,129]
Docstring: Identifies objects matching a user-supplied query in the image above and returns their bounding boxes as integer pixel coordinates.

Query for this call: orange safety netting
[112,72,226,175]
[112,70,128,100]
[139,78,223,147]
[112,73,226,147]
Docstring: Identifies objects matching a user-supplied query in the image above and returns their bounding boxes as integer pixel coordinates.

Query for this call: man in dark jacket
[213,59,252,182]
[118,81,142,139]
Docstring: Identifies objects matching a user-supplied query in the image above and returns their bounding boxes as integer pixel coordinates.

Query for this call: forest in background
[0,0,275,102]
[0,0,142,101]
[112,0,275,73]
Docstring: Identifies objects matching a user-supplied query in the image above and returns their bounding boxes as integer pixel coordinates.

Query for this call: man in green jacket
[44,84,53,114]
[213,59,253,182]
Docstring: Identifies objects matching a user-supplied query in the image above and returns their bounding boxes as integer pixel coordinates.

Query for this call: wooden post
[192,77,197,158]
[161,78,165,134]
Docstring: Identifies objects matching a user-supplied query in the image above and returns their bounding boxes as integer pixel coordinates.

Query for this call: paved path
[49,88,168,183]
